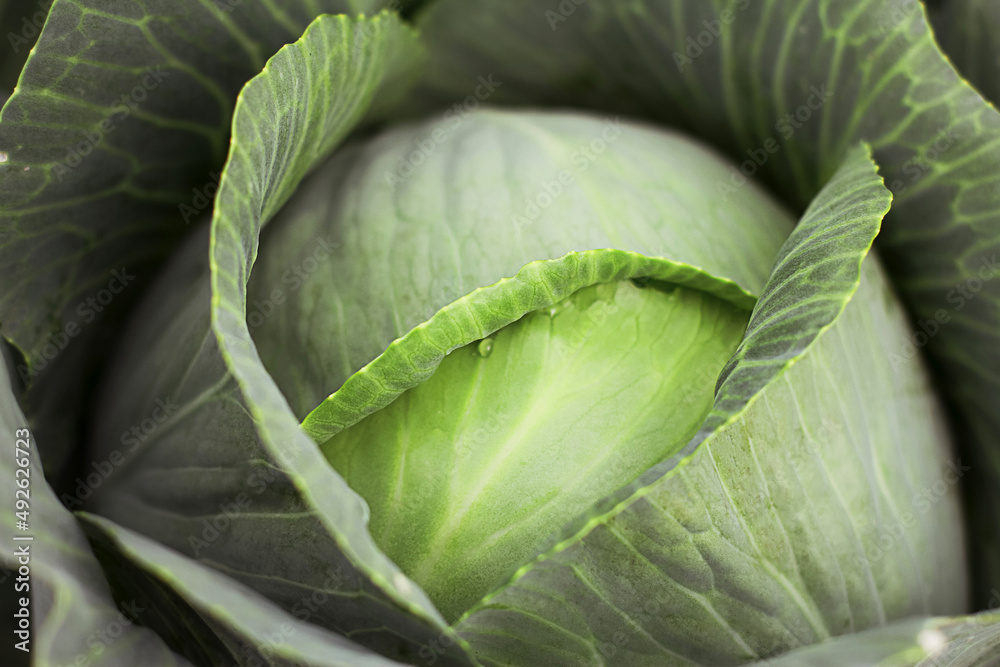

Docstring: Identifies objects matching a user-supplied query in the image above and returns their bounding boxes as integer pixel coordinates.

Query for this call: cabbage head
[2,1,1000,666]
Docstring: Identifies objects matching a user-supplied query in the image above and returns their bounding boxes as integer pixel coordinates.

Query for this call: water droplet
[477,338,493,358]
[547,299,574,318]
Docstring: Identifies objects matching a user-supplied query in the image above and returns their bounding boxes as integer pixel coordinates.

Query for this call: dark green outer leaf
[0,0,372,366]
[91,221,474,666]
[0,0,372,478]
[414,0,1000,609]
[0,0,47,94]
[929,0,1000,109]
[924,17,1000,590]
[206,8,464,652]
[751,611,1000,666]
[89,12,476,666]
[79,513,413,667]
[208,10,482,662]
[0,349,190,667]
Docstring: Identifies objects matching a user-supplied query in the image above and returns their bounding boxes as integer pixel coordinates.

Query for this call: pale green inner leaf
[325,279,749,621]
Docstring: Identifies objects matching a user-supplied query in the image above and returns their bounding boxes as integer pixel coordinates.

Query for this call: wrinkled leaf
[79,513,411,667]
[751,611,1000,666]
[414,0,1000,605]
[455,147,964,665]
[930,0,1000,107]
[88,12,476,665]
[0,347,189,666]
[0,0,374,477]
